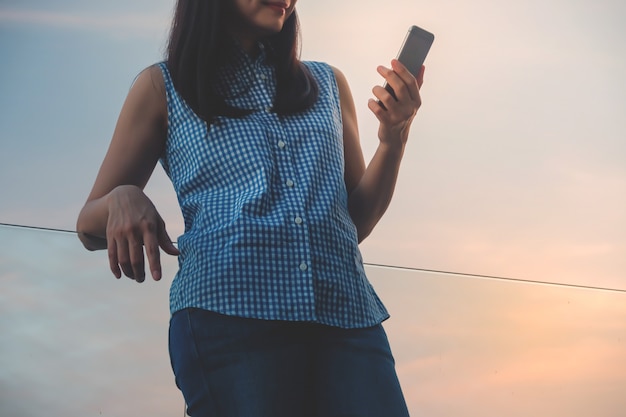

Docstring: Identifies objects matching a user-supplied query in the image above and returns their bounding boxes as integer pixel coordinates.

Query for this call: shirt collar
[214,39,271,98]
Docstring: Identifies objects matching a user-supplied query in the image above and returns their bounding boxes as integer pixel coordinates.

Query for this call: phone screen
[397,26,434,77]
[383,25,434,101]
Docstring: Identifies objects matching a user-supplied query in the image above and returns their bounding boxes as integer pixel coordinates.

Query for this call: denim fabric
[169,308,410,417]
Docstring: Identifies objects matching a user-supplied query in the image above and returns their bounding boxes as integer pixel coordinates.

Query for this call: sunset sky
[1,0,625,416]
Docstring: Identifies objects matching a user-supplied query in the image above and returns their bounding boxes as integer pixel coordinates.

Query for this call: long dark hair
[166,0,319,124]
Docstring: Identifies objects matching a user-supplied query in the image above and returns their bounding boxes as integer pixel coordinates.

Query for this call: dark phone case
[384,25,434,99]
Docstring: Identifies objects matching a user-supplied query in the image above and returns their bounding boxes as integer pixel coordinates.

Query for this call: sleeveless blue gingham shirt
[157,45,389,328]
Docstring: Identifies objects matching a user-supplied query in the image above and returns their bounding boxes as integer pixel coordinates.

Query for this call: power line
[2,222,625,294]
[364,263,626,294]
[0,222,76,235]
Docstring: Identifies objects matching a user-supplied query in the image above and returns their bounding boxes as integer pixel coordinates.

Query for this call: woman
[77,0,425,415]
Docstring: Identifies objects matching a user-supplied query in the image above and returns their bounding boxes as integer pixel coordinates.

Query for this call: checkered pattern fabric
[158,46,389,328]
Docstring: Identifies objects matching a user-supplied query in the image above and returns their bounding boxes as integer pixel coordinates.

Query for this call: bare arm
[333,61,425,242]
[76,65,179,282]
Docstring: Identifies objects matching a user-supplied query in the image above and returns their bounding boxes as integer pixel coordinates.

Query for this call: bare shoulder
[138,64,166,98]
[329,65,350,92]
[328,65,357,125]
[128,64,166,107]
[327,64,364,193]
[328,65,355,110]
[132,64,166,100]
[123,64,167,130]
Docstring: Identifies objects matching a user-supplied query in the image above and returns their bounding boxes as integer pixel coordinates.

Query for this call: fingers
[145,218,180,282]
[368,96,389,122]
[108,239,122,279]
[370,61,424,122]
[391,59,421,99]
[107,220,179,283]
[159,224,181,256]
[129,239,147,282]
[375,60,420,104]
[144,229,162,281]
[104,187,180,283]
[111,236,146,283]
[416,64,425,89]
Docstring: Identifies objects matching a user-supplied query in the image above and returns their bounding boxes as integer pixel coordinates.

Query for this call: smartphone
[384,25,434,100]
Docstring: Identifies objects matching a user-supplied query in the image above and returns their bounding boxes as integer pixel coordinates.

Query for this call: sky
[1,0,625,416]
[2,225,625,417]
[1,0,625,290]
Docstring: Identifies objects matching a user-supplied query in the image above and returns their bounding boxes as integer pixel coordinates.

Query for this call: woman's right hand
[105,185,180,283]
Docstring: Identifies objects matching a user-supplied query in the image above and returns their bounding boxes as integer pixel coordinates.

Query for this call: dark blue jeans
[169,308,410,417]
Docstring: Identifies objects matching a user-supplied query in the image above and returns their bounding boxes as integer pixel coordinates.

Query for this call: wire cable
[364,263,626,294]
[2,222,625,294]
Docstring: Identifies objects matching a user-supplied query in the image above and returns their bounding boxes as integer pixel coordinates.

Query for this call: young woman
[77,0,425,415]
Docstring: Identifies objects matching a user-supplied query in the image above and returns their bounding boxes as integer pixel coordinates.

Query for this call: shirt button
[294,216,303,225]
[265,106,272,112]
[259,73,267,80]
[299,262,308,271]
[277,140,286,149]
[286,179,294,187]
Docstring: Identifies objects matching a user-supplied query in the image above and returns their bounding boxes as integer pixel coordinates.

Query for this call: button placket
[272,124,312,281]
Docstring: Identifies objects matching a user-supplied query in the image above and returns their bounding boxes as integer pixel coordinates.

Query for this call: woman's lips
[263,1,288,14]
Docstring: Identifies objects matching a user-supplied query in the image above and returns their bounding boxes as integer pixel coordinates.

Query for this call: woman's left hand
[368,59,425,148]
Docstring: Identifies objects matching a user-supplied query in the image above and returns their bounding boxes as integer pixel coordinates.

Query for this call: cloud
[369,266,626,417]
[0,224,180,416]
[0,8,170,39]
